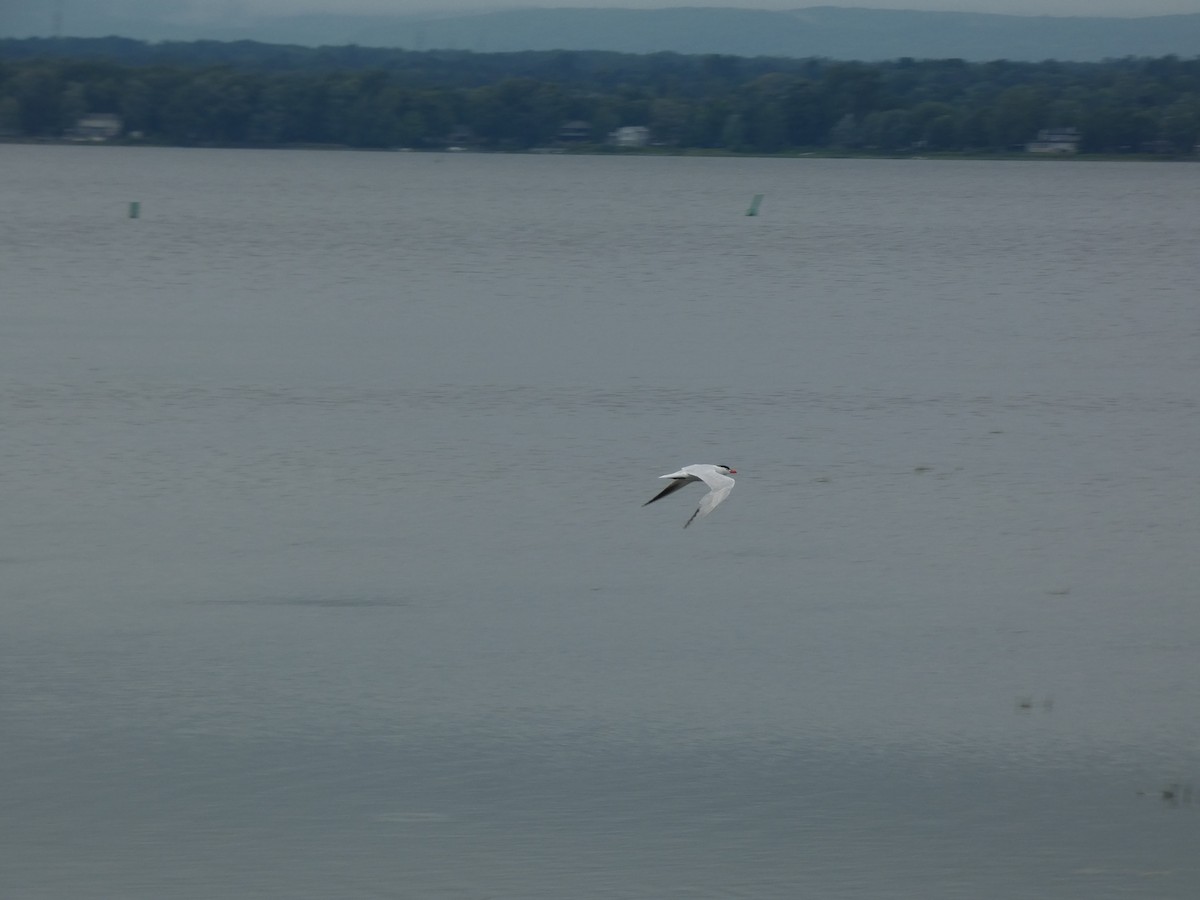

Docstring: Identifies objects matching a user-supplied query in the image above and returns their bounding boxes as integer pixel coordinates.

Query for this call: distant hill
[4,4,1200,63]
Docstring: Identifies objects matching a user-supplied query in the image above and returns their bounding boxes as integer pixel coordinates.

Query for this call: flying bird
[642,464,737,528]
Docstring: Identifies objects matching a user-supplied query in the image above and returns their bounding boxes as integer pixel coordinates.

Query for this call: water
[3,145,1198,899]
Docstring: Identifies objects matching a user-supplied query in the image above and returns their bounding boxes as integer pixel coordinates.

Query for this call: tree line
[2,37,1200,154]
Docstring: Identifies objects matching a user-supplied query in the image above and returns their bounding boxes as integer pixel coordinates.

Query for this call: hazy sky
[166,0,1200,18]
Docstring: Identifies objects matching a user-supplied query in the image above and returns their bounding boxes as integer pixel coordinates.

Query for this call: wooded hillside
[2,39,1198,154]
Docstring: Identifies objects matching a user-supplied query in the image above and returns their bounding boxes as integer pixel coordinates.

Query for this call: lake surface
[3,145,1198,899]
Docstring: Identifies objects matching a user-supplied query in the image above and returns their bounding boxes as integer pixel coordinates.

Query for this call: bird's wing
[686,481,734,526]
[693,468,735,494]
[681,470,734,528]
[660,468,694,480]
[642,476,697,507]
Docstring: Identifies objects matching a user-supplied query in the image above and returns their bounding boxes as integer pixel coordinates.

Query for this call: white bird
[642,464,737,528]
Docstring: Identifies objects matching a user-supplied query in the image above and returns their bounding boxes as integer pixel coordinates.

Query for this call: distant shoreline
[4,137,1196,163]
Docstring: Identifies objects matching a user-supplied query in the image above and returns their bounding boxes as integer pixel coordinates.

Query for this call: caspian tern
[642,464,737,528]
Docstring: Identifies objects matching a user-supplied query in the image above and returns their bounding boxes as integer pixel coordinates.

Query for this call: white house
[1026,127,1080,154]
[609,125,650,148]
[70,113,123,141]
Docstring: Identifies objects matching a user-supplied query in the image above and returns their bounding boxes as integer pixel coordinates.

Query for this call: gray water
[3,145,1198,899]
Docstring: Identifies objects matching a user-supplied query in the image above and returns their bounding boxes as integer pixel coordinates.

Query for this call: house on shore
[556,120,592,144]
[70,113,123,142]
[1026,127,1080,154]
[609,125,650,148]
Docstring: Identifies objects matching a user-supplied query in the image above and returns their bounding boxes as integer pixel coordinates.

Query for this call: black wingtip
[643,478,689,508]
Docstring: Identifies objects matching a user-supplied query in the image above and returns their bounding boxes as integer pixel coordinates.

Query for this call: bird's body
[642,464,737,528]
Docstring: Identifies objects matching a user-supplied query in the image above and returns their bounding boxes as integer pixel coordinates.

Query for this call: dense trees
[2,38,1199,154]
